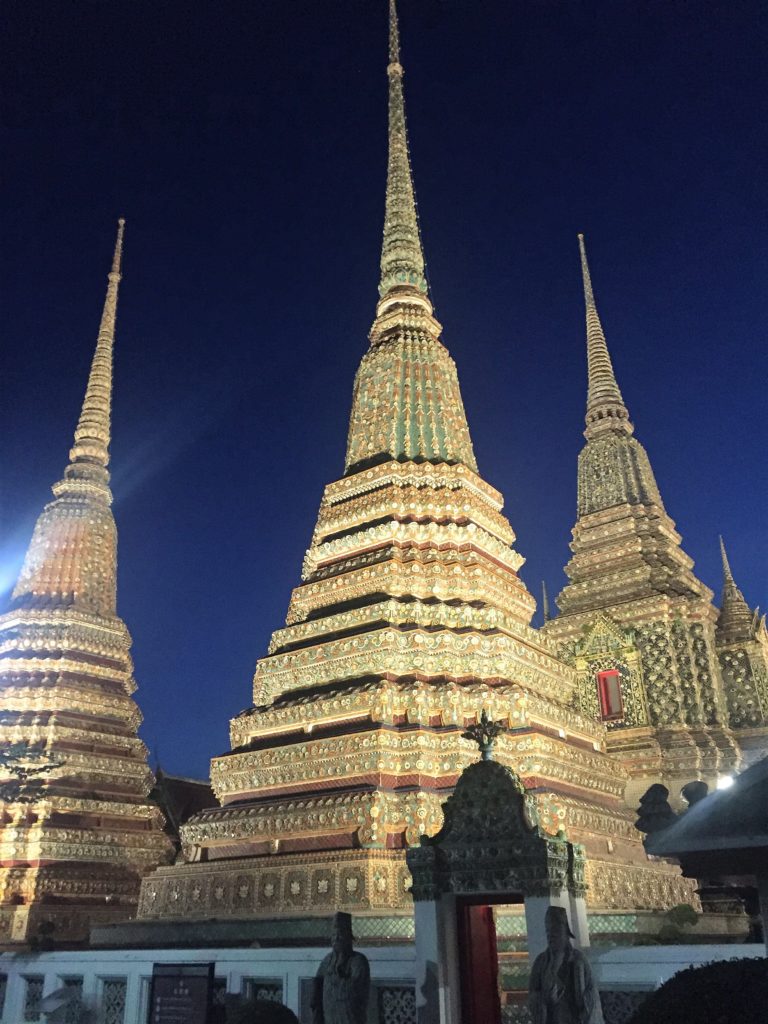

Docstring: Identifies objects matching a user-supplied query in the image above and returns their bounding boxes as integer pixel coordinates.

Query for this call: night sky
[2,1,766,780]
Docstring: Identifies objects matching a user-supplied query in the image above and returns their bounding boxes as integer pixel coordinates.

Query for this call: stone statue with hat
[311,911,371,1024]
[528,906,604,1024]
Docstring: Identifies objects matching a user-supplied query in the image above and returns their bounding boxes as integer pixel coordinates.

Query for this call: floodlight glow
[716,775,734,790]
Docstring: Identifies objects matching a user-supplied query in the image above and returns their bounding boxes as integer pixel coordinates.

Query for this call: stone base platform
[91,912,414,949]
[90,905,749,952]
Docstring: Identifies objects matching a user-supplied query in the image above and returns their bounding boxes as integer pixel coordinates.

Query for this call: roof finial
[578,234,632,439]
[379,0,428,302]
[578,232,595,307]
[388,0,401,64]
[716,535,756,643]
[61,219,125,494]
[719,535,735,584]
[461,709,507,762]
[541,580,551,622]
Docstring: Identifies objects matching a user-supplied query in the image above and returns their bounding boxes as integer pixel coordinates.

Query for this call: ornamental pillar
[412,894,461,1024]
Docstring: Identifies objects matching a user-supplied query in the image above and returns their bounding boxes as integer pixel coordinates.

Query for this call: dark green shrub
[664,903,699,930]
[628,957,768,1024]
[631,902,701,945]
[225,997,299,1024]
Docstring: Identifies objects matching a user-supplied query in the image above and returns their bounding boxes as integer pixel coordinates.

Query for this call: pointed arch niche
[572,613,649,729]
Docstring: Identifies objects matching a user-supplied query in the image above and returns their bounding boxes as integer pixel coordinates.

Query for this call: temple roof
[152,770,217,846]
[646,756,768,855]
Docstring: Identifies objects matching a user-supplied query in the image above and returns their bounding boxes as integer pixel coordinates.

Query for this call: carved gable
[406,759,584,902]
[576,613,636,660]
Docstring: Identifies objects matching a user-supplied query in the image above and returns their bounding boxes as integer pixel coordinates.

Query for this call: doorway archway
[407,750,587,1024]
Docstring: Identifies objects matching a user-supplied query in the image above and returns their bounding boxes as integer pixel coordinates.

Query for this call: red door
[457,902,501,1024]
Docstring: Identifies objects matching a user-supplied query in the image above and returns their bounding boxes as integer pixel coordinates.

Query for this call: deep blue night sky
[2,1,766,779]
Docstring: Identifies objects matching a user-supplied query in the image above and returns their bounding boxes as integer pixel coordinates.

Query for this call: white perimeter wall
[590,943,766,991]
[0,945,415,1023]
[0,942,765,1023]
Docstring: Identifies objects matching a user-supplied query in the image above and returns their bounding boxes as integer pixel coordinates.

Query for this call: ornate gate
[406,728,588,1024]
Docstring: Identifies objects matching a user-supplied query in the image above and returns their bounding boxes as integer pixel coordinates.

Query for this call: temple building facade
[135,2,702,934]
[0,223,173,946]
[543,237,768,809]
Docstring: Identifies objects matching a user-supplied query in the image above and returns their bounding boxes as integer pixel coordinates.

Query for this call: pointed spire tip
[61,220,125,483]
[719,535,734,582]
[110,218,125,277]
[378,0,428,301]
[541,579,551,621]
[578,232,595,307]
[579,234,632,436]
[388,0,401,67]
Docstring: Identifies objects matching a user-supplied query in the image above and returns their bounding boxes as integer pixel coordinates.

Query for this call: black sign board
[148,963,214,1024]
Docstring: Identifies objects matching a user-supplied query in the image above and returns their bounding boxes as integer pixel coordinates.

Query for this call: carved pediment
[425,759,536,845]
[406,758,582,902]
[576,612,635,658]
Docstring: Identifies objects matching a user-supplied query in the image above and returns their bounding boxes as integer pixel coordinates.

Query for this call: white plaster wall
[589,943,766,991]
[1,942,765,1023]
[0,946,415,1023]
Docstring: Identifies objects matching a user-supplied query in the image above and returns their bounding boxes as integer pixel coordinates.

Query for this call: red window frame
[597,669,623,720]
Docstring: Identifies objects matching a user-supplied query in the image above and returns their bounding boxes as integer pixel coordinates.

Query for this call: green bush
[225,997,299,1024]
[664,903,699,930]
[628,957,768,1024]
[632,902,701,945]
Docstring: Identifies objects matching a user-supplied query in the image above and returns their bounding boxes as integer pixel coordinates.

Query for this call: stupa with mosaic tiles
[714,538,768,763]
[543,236,768,809]
[136,1,699,933]
[0,222,173,946]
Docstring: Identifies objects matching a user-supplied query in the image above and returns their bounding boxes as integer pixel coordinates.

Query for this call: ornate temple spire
[378,0,428,302]
[344,1,476,473]
[717,536,755,643]
[578,234,633,439]
[11,222,126,613]
[58,218,125,497]
[541,580,551,622]
[719,535,735,585]
[0,220,171,943]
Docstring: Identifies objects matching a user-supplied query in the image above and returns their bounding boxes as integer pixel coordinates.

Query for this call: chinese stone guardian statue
[529,906,604,1024]
[311,912,371,1024]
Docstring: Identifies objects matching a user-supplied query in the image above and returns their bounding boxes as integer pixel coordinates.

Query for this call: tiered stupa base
[138,684,697,929]
[0,863,145,947]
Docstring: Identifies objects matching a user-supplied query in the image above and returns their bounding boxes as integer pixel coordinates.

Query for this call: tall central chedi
[0,223,172,945]
[139,2,693,929]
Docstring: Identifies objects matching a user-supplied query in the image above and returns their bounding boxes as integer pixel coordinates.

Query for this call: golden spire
[719,534,735,584]
[379,0,428,300]
[344,1,476,474]
[58,218,125,496]
[717,536,755,643]
[578,234,633,439]
[12,222,126,613]
[541,580,551,622]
